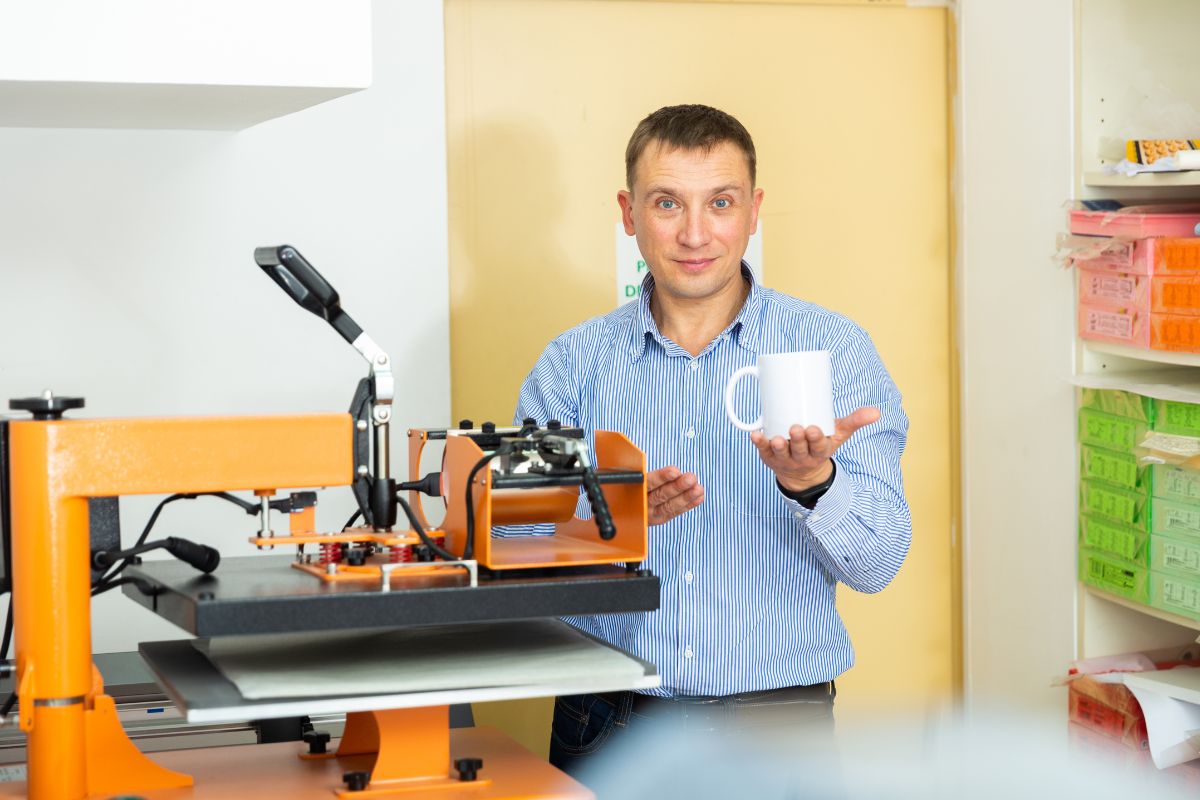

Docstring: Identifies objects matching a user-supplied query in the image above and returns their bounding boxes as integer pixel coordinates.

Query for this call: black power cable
[395,495,456,562]
[0,599,11,663]
[93,492,256,590]
[463,448,509,561]
[342,510,363,531]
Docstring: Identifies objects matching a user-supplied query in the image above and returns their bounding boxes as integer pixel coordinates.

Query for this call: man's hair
[624,104,756,189]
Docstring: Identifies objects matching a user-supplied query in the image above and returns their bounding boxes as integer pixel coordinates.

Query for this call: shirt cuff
[781,463,853,533]
[776,461,837,509]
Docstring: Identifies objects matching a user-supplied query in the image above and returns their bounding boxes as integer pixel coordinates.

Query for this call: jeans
[548,691,635,780]
[548,686,836,782]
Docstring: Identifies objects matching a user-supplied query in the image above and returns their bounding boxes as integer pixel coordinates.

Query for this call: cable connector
[397,472,442,498]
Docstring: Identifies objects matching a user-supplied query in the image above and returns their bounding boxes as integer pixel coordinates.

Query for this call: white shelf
[1085,586,1200,635]
[1085,171,1200,189]
[1085,341,1200,369]
[0,83,365,131]
[0,0,371,131]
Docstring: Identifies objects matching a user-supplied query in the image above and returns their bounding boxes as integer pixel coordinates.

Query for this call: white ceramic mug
[724,350,836,438]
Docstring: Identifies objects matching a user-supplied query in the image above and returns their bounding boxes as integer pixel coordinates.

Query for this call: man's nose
[677,208,710,248]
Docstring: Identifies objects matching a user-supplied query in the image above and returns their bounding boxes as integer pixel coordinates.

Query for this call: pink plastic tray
[1070,237,1200,276]
[1079,268,1149,308]
[1070,204,1200,238]
[1078,303,1149,348]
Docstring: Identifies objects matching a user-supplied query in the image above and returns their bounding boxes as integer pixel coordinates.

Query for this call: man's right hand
[646,466,704,526]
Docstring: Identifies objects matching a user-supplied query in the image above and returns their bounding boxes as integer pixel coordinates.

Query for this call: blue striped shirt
[512,266,911,696]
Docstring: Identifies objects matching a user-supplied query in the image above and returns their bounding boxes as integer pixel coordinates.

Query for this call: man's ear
[750,187,764,234]
[617,190,636,235]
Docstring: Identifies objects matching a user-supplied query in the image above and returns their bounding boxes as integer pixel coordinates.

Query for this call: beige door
[446,0,954,753]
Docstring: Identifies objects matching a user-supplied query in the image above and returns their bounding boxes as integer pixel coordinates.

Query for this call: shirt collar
[628,262,763,361]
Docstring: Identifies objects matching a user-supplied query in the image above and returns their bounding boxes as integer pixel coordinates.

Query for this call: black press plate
[123,556,659,637]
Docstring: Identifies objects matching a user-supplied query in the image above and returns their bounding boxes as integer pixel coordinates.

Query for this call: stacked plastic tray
[1078,388,1153,602]
[1079,386,1200,619]
[1069,203,1200,352]
[1146,398,1200,620]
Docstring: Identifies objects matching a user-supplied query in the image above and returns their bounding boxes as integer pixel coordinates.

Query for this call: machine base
[0,727,591,799]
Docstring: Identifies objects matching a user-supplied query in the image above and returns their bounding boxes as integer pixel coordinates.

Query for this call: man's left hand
[750,407,881,493]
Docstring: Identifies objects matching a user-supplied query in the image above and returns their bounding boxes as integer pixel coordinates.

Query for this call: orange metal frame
[8,414,353,800]
[408,430,649,570]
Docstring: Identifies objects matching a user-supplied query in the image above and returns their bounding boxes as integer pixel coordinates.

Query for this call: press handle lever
[253,245,363,345]
[581,468,616,541]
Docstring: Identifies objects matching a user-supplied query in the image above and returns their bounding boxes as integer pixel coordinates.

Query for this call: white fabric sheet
[194,619,647,701]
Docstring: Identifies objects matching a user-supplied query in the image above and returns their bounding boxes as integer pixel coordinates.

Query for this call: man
[513,105,910,774]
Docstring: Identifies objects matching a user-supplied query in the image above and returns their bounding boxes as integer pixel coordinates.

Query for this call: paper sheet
[194,619,648,701]
[1071,371,1200,404]
[1125,668,1200,769]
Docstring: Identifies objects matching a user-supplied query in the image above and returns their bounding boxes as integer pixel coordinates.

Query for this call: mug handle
[724,365,762,432]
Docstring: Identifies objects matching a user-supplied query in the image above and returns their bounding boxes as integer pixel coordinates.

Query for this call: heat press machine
[0,246,660,800]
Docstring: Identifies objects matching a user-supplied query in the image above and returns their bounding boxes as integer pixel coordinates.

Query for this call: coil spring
[319,542,340,566]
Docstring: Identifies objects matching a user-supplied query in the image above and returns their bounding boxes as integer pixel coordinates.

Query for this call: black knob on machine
[455,757,484,781]
[302,730,331,754]
[458,419,474,430]
[547,419,562,430]
[481,421,496,434]
[343,771,371,791]
[10,392,85,421]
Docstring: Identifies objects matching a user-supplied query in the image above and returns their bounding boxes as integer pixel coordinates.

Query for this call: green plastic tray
[1080,548,1149,603]
[1081,387,1154,423]
[1151,535,1200,580]
[1080,444,1152,493]
[1080,479,1151,531]
[1150,464,1200,503]
[1149,570,1200,620]
[1150,497,1200,543]
[1079,408,1148,452]
[1154,398,1200,437]
[1080,514,1150,564]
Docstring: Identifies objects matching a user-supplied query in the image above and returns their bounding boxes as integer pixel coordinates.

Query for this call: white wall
[957,0,1077,709]
[0,0,451,653]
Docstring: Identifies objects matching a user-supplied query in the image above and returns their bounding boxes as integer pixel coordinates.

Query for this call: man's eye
[713,198,730,209]
[657,199,677,210]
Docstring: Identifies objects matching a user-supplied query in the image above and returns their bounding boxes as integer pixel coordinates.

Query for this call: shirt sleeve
[514,337,581,428]
[783,327,912,594]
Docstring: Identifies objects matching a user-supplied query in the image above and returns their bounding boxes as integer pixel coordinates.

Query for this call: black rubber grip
[581,468,616,540]
[165,537,221,574]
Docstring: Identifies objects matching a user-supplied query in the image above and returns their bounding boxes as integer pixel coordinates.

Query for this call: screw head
[357,465,369,477]
[356,419,368,431]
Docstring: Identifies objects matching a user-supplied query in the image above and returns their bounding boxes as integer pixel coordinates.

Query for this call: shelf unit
[1074,0,1200,660]
[1084,172,1200,189]
[1084,342,1200,371]
[1086,587,1200,635]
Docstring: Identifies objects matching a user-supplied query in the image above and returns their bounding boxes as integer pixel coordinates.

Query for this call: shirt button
[685,570,694,584]
[794,511,803,519]
[684,647,694,659]
[811,513,821,522]
[689,361,698,372]
[685,427,696,439]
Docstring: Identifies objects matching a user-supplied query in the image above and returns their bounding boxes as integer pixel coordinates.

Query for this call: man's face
[618,140,763,304]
